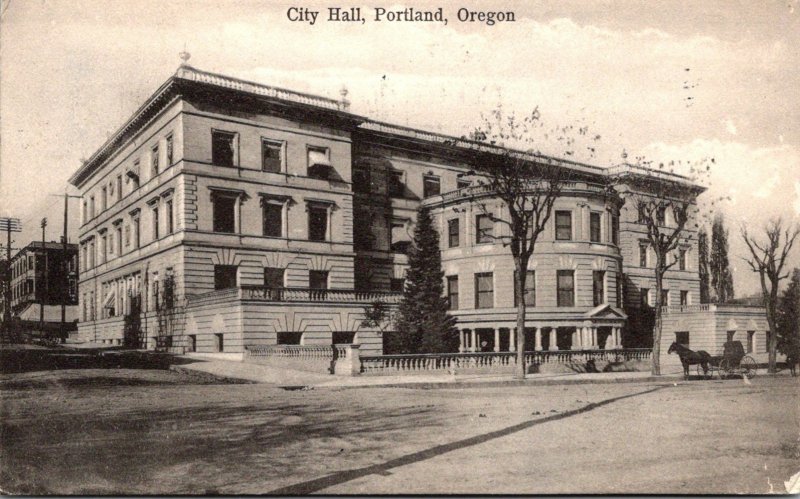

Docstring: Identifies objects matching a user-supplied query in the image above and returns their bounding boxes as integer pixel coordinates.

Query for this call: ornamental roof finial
[179,46,191,67]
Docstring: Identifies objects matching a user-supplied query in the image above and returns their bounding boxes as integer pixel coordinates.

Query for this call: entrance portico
[454,304,626,352]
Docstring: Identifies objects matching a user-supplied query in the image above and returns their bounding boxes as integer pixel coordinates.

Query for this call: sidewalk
[170,354,695,389]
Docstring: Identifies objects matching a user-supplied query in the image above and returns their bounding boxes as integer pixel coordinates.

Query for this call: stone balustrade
[240,286,402,304]
[662,304,715,314]
[244,343,362,375]
[360,348,651,376]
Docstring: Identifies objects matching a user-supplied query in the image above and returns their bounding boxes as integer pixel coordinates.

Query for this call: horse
[785,347,799,377]
[668,342,711,379]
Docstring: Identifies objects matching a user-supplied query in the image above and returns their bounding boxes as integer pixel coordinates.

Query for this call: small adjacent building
[3,240,79,335]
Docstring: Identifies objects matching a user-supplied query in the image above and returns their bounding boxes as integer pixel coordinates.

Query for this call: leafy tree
[777,268,800,356]
[698,226,711,303]
[741,218,800,373]
[710,213,735,303]
[391,206,458,354]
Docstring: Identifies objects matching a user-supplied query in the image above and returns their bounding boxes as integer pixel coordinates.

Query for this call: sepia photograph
[1,0,799,495]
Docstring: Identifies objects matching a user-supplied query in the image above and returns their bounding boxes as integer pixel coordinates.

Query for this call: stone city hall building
[68,64,768,365]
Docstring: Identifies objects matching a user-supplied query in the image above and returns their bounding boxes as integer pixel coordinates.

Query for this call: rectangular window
[262,139,283,173]
[476,214,493,244]
[165,200,174,235]
[555,211,572,241]
[390,278,405,292]
[447,275,459,310]
[747,331,755,353]
[616,273,623,308]
[308,204,328,242]
[165,134,174,166]
[641,288,650,307]
[513,270,536,307]
[656,206,666,226]
[116,227,122,255]
[388,171,404,197]
[133,218,140,249]
[611,214,619,245]
[125,225,131,247]
[213,265,238,290]
[212,195,237,233]
[131,161,140,189]
[457,179,471,190]
[590,212,602,243]
[474,272,494,309]
[639,243,648,268]
[307,146,330,179]
[661,289,670,306]
[680,290,689,306]
[101,186,107,211]
[90,196,95,217]
[637,204,647,224]
[151,145,160,177]
[100,235,107,263]
[679,248,687,271]
[108,233,114,256]
[277,332,303,345]
[448,219,460,248]
[675,331,689,348]
[116,175,123,202]
[593,270,605,307]
[263,267,284,288]
[557,270,575,307]
[423,175,440,198]
[263,202,283,237]
[309,270,328,290]
[152,206,160,240]
[212,130,236,167]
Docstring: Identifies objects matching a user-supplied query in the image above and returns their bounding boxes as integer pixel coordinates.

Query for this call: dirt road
[1,369,797,494]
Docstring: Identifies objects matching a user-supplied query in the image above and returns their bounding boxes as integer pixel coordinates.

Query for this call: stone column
[549,327,558,351]
[591,327,598,349]
[494,329,500,352]
[509,328,516,352]
[571,329,579,350]
[471,329,477,353]
[459,330,465,353]
[535,328,542,351]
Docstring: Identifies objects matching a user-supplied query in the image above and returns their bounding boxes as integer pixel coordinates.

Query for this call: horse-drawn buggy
[668,340,758,379]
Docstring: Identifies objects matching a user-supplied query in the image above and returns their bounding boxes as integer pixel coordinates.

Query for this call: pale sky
[1,0,798,295]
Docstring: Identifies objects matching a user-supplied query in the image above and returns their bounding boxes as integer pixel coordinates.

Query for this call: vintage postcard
[1,0,798,495]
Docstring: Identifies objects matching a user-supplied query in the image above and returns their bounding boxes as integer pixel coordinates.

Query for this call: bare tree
[456,108,594,379]
[741,218,800,374]
[612,159,710,375]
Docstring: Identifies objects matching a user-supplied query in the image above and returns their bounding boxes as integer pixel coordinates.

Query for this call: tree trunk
[767,280,779,374]
[514,257,528,379]
[651,268,664,375]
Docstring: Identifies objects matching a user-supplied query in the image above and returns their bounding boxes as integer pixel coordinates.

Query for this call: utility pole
[40,218,47,332]
[50,192,81,342]
[1,217,22,333]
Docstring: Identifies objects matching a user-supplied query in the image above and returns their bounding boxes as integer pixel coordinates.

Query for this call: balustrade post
[333,344,361,376]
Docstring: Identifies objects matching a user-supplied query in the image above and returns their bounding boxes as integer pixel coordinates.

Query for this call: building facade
[68,65,768,363]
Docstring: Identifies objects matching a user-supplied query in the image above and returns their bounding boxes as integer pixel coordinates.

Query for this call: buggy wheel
[740,356,758,378]
[719,359,731,379]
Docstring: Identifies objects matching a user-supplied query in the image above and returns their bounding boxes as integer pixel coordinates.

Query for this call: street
[1,368,797,494]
